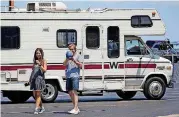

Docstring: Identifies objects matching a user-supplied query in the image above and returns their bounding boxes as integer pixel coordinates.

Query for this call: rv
[1,2,174,103]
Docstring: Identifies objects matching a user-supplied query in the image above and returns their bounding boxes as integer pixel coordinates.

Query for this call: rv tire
[144,77,166,100]
[116,91,137,100]
[6,91,32,103]
[41,81,58,103]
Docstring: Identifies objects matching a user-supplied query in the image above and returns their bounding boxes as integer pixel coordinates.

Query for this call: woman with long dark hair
[28,48,47,114]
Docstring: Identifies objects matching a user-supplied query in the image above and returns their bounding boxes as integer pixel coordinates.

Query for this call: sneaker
[39,106,45,114]
[68,109,75,114]
[34,108,40,114]
[68,108,80,115]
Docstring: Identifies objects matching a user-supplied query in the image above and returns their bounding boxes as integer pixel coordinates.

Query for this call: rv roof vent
[27,2,67,11]
[87,8,108,13]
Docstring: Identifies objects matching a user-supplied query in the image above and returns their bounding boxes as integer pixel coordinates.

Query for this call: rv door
[124,36,155,87]
[81,25,104,90]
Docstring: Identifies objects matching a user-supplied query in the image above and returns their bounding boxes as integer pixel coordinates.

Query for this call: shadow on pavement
[2,97,163,104]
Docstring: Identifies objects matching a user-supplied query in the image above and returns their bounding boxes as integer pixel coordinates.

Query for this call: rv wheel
[6,91,32,103]
[144,77,166,100]
[116,91,137,100]
[41,81,58,103]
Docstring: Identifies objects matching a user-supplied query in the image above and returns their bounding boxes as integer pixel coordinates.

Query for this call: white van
[0,2,174,103]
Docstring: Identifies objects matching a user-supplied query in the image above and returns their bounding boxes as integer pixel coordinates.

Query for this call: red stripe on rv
[47,65,66,70]
[0,66,32,71]
[0,64,156,71]
[118,64,156,68]
[84,64,110,69]
[0,65,66,71]
[0,64,110,71]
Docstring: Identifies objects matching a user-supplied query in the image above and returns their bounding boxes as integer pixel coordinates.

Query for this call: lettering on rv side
[110,62,118,69]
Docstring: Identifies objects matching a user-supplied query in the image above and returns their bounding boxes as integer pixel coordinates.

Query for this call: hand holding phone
[36,60,40,65]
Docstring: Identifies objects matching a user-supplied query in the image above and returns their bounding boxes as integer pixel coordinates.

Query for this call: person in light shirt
[63,44,82,115]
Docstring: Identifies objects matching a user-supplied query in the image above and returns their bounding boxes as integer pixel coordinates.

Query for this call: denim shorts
[66,77,79,91]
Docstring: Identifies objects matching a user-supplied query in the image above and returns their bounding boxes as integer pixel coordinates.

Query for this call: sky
[1,0,179,42]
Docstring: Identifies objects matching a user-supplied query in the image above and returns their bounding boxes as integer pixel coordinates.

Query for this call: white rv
[0,2,174,103]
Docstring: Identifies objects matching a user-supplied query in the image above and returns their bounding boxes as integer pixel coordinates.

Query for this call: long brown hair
[33,48,44,64]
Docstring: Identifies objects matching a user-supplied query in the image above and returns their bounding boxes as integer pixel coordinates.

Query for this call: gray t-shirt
[65,53,82,78]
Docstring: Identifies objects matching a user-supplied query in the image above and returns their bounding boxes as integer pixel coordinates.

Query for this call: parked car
[147,40,179,63]
[146,40,170,48]
[171,41,179,52]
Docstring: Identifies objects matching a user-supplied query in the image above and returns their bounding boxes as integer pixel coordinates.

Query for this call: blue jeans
[66,77,79,91]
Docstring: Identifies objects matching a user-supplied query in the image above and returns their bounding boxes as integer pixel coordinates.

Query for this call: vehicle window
[131,15,153,28]
[125,39,148,55]
[146,41,155,48]
[131,17,139,27]
[1,26,20,49]
[140,16,153,27]
[107,26,120,58]
[153,44,160,48]
[57,29,77,48]
[86,26,100,49]
[173,44,179,49]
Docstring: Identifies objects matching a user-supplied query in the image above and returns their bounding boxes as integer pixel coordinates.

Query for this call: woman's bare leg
[35,91,41,108]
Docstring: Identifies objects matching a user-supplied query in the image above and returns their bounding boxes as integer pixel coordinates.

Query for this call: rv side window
[125,39,149,56]
[1,26,20,49]
[107,26,120,58]
[86,26,100,49]
[131,15,153,28]
[56,29,77,48]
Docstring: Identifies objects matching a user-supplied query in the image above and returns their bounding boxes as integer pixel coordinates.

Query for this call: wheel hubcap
[41,84,55,100]
[149,81,162,97]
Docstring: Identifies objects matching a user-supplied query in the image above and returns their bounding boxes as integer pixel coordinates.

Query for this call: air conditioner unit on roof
[27,2,67,11]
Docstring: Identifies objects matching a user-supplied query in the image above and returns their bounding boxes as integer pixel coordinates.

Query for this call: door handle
[127,58,133,62]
